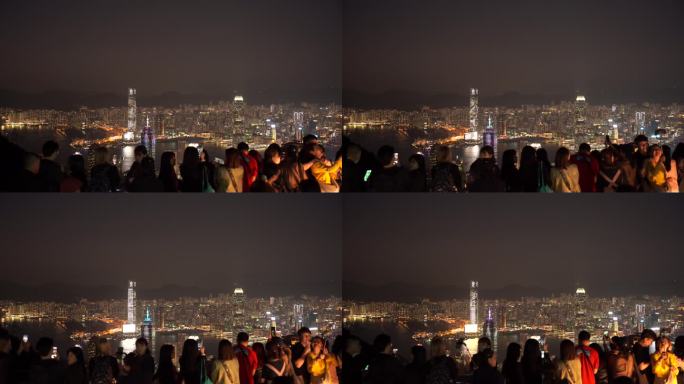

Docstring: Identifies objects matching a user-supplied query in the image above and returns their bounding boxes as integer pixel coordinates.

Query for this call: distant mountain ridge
[343,86,684,110]
[343,281,682,302]
[0,281,341,302]
[0,88,341,110]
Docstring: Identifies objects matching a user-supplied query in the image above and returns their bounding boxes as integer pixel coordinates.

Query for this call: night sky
[0,195,342,299]
[343,194,684,300]
[343,0,684,105]
[0,0,341,104]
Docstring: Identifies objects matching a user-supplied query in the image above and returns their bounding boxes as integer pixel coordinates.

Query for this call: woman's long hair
[502,342,521,378]
[159,151,177,179]
[179,338,199,373]
[218,339,236,361]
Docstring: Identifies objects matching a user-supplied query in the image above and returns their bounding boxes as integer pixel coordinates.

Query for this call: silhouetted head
[36,337,54,358]
[135,338,150,356]
[478,337,492,352]
[180,338,199,367]
[303,134,318,145]
[373,333,392,354]
[431,336,447,357]
[237,332,249,345]
[134,145,148,162]
[218,339,235,361]
[578,330,591,346]
[297,327,312,346]
[140,156,156,178]
[479,146,494,159]
[578,143,591,153]
[159,344,175,365]
[435,145,452,163]
[536,148,549,164]
[237,142,249,153]
[182,146,200,167]
[264,143,282,165]
[634,135,649,155]
[411,345,427,365]
[67,346,84,366]
[408,153,426,172]
[93,146,110,165]
[347,144,362,164]
[555,147,570,169]
[505,342,521,365]
[560,339,576,361]
[42,140,59,160]
[520,145,536,166]
[377,145,395,167]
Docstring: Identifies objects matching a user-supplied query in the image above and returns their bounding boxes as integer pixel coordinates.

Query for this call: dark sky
[0,195,342,298]
[343,194,684,300]
[0,0,341,103]
[343,0,684,102]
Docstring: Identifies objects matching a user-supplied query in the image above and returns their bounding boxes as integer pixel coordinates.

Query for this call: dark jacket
[39,159,63,192]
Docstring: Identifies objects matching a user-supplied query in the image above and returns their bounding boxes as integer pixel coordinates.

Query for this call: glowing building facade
[575,287,587,330]
[483,113,497,154]
[125,88,136,142]
[233,287,246,331]
[123,281,137,334]
[233,95,245,142]
[466,88,480,144]
[293,111,304,142]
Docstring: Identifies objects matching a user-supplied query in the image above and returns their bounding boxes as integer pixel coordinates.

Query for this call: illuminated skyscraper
[271,123,277,143]
[293,112,304,141]
[141,306,153,340]
[575,287,587,330]
[232,287,245,331]
[482,307,498,351]
[124,88,136,142]
[233,95,245,141]
[141,115,156,158]
[575,95,587,145]
[469,280,479,325]
[294,304,304,331]
[483,113,497,152]
[635,112,646,135]
[635,304,646,332]
[123,281,137,334]
[465,88,479,144]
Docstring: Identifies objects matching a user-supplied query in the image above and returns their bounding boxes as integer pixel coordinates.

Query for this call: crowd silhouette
[341,135,684,192]
[341,329,684,384]
[0,134,342,193]
[0,327,342,384]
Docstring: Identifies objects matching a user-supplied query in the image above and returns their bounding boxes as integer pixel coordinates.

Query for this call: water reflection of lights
[121,145,135,174]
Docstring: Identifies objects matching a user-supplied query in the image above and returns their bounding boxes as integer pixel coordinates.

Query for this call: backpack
[90,357,114,384]
[426,357,455,384]
[432,165,458,192]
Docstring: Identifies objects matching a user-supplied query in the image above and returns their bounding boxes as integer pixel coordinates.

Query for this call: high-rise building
[233,95,245,142]
[635,112,646,135]
[124,88,136,142]
[466,280,479,334]
[635,304,646,332]
[465,88,479,144]
[232,287,245,331]
[574,95,587,145]
[141,305,153,340]
[293,112,304,142]
[141,115,156,158]
[293,304,304,332]
[482,307,498,351]
[123,281,137,334]
[575,287,587,330]
[483,113,497,153]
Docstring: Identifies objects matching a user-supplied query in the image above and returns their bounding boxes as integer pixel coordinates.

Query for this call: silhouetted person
[570,143,600,192]
[598,146,623,192]
[211,339,240,384]
[405,345,427,384]
[632,135,649,189]
[521,338,543,384]
[502,343,524,384]
[550,147,580,192]
[368,145,409,192]
[473,349,503,384]
[556,339,581,384]
[341,335,367,384]
[342,144,366,192]
[425,336,458,384]
[130,157,163,192]
[17,152,42,192]
[123,338,154,384]
[28,337,66,384]
[179,338,208,384]
[536,148,552,192]
[38,140,63,192]
[235,332,258,384]
[64,346,87,384]
[89,338,119,384]
[200,149,217,191]
[124,145,148,191]
[292,327,312,384]
[518,145,538,192]
[468,146,504,192]
[634,329,657,384]
[216,148,245,193]
[238,142,259,191]
[180,146,203,192]
[154,344,178,384]
[501,149,522,192]
[90,146,120,192]
[60,154,88,192]
[430,145,461,192]
[158,151,179,192]
[368,334,403,384]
